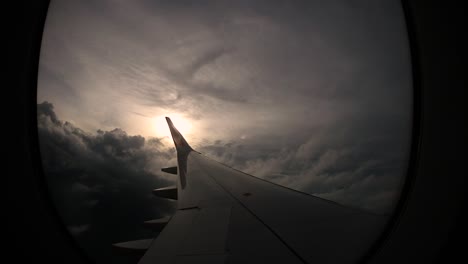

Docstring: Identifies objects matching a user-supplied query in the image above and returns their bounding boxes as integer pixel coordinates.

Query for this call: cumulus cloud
[37,102,177,264]
[199,115,411,215]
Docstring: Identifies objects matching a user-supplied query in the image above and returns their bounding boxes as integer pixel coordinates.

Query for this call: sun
[153,114,192,139]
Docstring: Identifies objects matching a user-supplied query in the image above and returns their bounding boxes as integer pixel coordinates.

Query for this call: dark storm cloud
[37,102,177,264]
[37,101,60,124]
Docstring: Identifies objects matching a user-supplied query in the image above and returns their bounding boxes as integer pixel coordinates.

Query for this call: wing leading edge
[118,117,388,264]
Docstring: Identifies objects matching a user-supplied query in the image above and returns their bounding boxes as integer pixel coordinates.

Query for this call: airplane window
[37,1,412,263]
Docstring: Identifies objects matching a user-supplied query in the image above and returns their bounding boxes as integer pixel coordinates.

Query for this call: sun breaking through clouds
[153,114,193,142]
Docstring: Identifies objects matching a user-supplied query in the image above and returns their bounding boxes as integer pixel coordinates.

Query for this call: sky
[37,0,412,263]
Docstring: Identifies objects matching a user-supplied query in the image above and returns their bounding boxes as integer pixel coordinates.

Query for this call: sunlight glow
[153,114,192,139]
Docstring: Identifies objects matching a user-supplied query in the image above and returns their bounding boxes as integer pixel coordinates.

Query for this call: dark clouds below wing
[37,102,176,264]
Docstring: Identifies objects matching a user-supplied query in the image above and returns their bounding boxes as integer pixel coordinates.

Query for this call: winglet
[165,117,192,154]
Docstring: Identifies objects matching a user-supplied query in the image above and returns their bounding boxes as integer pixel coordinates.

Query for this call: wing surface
[130,117,387,264]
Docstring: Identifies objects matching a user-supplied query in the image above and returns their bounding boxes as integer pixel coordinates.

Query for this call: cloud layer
[39,96,410,262]
[198,114,410,214]
[38,1,413,262]
[38,0,412,142]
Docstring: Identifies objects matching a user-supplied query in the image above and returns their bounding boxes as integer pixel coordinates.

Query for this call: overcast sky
[38,0,412,262]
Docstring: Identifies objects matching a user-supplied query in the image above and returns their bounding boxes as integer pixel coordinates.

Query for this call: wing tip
[165,116,192,153]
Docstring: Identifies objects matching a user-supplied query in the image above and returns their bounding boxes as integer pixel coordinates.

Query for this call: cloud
[37,101,60,124]
[38,0,412,152]
[37,102,177,263]
[39,98,408,218]
[199,114,410,215]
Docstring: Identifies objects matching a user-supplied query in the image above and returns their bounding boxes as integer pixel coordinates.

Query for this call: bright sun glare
[153,114,192,139]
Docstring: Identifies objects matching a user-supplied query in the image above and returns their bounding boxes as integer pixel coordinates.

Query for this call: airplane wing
[115,117,388,264]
